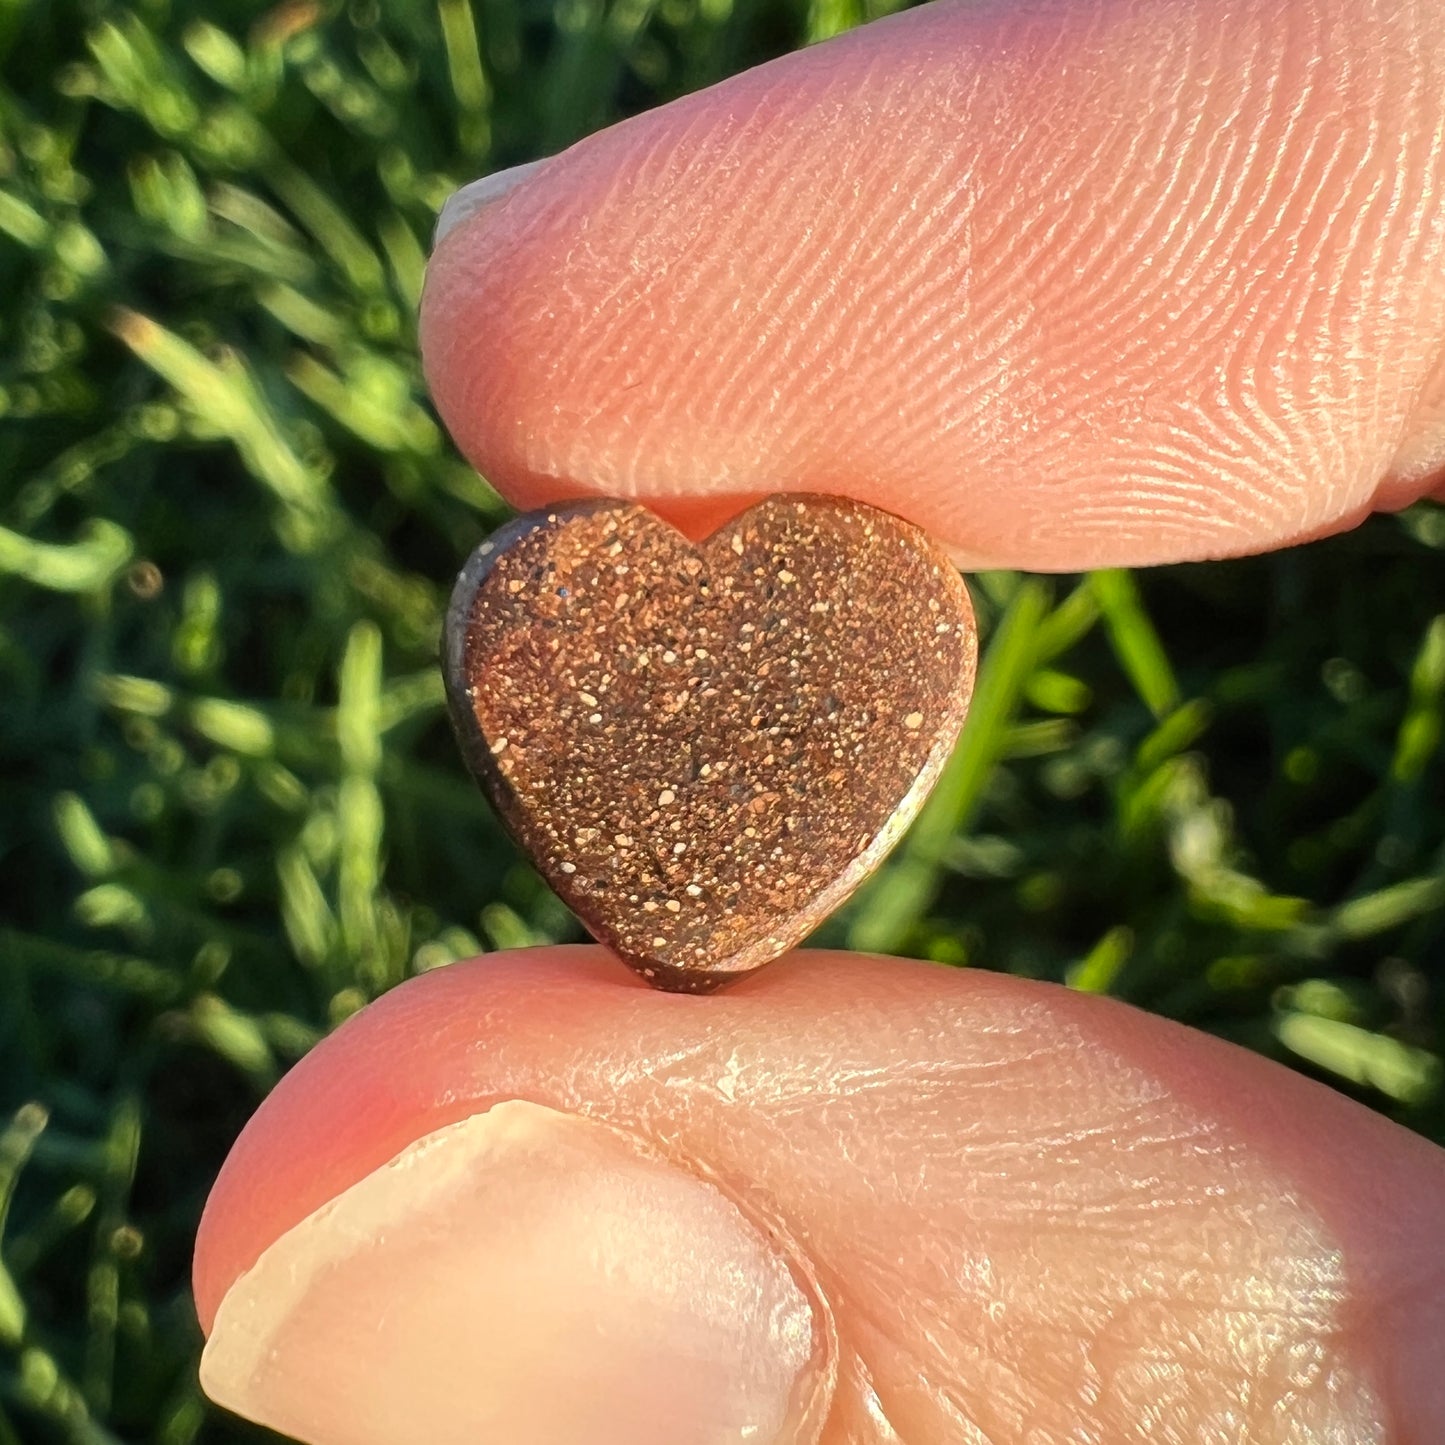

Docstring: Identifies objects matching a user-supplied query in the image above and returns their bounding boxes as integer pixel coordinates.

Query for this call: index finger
[420,0,1445,570]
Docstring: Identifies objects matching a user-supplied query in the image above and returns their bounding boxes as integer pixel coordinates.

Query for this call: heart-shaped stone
[443,495,977,991]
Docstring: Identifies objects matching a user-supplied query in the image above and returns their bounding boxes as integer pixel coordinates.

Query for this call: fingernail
[201,1102,827,1445]
[434,160,547,247]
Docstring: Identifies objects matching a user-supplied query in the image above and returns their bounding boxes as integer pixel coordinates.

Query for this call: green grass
[2,0,1443,1440]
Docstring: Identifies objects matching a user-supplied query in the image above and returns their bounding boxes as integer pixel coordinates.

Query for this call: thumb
[420,0,1445,571]
[194,949,1445,1444]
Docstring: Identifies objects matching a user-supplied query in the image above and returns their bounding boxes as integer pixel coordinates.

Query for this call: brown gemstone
[443,495,977,991]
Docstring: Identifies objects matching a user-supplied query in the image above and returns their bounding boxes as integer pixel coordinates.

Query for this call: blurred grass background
[1,0,1443,1439]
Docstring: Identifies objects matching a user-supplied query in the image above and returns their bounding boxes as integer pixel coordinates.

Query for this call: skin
[196,0,1445,1440]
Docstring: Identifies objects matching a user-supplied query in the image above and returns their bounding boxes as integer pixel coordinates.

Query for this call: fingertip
[421,0,1445,567]
[193,946,638,1332]
[196,948,1445,1441]
[203,1101,829,1445]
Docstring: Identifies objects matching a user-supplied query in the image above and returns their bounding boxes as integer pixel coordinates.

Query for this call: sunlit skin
[197,0,1445,1440]
[420,0,1445,569]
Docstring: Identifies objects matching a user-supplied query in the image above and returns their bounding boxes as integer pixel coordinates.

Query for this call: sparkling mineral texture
[443,495,977,991]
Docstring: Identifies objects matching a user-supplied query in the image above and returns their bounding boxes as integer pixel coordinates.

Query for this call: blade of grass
[1091,569,1180,718]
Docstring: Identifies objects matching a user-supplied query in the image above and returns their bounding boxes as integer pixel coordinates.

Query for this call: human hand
[195,0,1445,1441]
